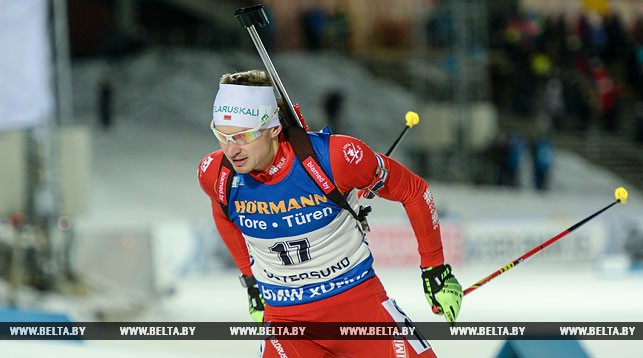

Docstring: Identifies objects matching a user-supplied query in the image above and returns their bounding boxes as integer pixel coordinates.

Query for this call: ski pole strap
[286,126,371,232]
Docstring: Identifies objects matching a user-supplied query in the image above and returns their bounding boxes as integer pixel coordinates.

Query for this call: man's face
[216,125,280,174]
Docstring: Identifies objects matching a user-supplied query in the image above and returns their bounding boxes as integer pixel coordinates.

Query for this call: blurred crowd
[481,9,643,191]
[489,10,643,136]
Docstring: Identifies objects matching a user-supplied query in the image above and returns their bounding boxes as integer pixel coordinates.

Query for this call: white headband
[212,83,280,129]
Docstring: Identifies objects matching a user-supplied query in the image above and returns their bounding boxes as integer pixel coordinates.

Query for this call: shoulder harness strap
[286,126,371,232]
[217,155,235,217]
[217,127,371,232]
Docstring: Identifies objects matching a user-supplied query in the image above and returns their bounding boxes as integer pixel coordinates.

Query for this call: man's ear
[270,126,282,138]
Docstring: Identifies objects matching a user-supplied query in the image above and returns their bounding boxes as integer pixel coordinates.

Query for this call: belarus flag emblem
[223,114,232,120]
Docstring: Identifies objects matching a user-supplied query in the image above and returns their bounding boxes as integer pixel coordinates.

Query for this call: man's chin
[232,164,252,174]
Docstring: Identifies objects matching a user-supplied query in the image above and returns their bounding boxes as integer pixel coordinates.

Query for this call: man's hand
[421,264,463,324]
[240,275,265,323]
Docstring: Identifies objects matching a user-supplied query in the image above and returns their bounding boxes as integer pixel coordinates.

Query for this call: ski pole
[464,187,629,296]
[386,111,420,157]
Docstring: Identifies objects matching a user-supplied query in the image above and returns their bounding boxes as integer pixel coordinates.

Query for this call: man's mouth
[232,157,247,166]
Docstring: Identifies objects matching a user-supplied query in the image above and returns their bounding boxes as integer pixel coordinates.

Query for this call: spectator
[98,76,114,130]
[635,101,643,144]
[301,8,327,50]
[543,71,566,130]
[532,135,554,191]
[591,59,620,132]
[505,132,524,187]
[323,89,345,133]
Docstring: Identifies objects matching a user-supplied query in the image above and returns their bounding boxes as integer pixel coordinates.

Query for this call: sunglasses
[210,108,279,145]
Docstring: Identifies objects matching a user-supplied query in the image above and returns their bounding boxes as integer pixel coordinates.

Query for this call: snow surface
[3,48,642,357]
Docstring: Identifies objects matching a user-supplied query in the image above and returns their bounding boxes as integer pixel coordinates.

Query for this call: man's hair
[219,70,272,86]
[219,70,285,124]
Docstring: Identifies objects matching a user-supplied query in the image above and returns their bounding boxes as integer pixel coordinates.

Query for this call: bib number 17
[269,238,311,265]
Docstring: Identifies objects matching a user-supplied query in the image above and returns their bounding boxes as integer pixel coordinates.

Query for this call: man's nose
[224,141,242,156]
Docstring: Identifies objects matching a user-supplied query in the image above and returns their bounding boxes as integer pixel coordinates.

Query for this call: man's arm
[198,152,252,276]
[198,152,264,322]
[329,134,462,324]
[328,135,444,267]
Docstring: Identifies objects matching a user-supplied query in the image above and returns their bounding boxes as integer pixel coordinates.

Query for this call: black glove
[240,275,264,323]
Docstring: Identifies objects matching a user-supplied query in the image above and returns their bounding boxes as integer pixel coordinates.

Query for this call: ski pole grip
[235,4,269,28]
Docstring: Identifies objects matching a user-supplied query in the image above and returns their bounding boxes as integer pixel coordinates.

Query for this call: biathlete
[198,70,462,357]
